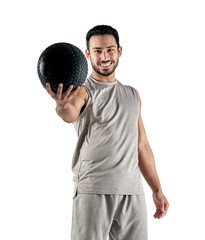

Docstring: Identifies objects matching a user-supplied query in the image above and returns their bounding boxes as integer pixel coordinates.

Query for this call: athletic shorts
[71,189,148,240]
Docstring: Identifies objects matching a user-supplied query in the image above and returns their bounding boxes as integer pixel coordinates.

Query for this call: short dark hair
[86,25,120,50]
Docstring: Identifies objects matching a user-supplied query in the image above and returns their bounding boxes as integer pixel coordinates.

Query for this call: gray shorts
[71,190,148,240]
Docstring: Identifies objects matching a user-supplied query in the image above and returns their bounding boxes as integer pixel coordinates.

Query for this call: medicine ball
[37,42,88,93]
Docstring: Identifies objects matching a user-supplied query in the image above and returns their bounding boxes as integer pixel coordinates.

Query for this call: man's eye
[95,50,101,53]
[108,49,114,52]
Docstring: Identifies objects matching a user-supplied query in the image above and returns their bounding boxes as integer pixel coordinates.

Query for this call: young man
[44,25,169,240]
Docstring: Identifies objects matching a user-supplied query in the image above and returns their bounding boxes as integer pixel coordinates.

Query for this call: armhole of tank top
[72,84,92,124]
[83,84,92,110]
[129,85,140,115]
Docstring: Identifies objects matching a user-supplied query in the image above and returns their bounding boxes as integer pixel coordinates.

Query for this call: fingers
[154,201,169,219]
[63,85,74,99]
[43,82,81,100]
[158,209,167,219]
[154,209,165,219]
[63,85,81,99]
[45,83,56,98]
[154,209,161,218]
[57,83,63,97]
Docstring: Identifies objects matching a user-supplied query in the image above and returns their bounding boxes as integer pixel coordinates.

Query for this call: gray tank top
[71,76,145,197]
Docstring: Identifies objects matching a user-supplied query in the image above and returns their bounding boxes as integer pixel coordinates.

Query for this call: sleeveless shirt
[71,76,145,197]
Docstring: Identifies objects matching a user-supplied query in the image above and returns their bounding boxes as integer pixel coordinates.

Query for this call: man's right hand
[42,82,81,109]
[42,82,87,123]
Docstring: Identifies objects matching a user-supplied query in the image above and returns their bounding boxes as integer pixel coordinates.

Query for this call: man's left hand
[152,191,169,219]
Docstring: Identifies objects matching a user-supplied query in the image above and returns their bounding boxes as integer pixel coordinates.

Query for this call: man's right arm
[55,86,88,123]
[43,83,88,124]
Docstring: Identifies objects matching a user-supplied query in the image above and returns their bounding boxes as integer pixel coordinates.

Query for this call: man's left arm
[135,89,169,219]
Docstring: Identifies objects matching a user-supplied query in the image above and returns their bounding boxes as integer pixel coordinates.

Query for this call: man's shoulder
[125,85,141,106]
[124,84,140,97]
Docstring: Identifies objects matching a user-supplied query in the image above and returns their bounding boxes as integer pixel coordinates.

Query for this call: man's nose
[100,51,109,61]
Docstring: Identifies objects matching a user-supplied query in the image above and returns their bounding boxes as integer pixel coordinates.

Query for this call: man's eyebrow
[92,46,116,49]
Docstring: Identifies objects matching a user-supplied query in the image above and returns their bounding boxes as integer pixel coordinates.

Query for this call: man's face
[85,34,122,77]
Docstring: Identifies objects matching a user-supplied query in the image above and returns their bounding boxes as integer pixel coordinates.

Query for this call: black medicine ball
[37,42,88,93]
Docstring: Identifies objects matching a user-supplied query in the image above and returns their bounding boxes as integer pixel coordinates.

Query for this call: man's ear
[118,46,122,57]
[85,49,90,60]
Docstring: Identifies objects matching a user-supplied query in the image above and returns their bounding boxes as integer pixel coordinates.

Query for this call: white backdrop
[0,0,205,239]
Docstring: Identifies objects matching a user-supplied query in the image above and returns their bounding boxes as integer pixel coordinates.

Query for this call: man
[44,25,169,240]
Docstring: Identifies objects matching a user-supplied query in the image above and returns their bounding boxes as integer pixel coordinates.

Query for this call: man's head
[85,25,122,78]
[86,25,120,51]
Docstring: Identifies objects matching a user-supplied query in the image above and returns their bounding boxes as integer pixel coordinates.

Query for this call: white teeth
[100,62,112,67]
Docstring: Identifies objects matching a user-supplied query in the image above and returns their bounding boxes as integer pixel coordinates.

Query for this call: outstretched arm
[135,89,169,219]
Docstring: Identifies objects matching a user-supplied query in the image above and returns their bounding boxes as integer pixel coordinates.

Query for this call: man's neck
[90,71,116,83]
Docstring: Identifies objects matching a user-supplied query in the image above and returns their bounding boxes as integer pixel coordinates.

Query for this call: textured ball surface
[37,42,88,93]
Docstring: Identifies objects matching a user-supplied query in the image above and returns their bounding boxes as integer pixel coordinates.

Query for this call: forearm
[56,103,79,123]
[138,144,162,193]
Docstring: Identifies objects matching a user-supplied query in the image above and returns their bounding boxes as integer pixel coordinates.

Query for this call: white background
[0,0,205,239]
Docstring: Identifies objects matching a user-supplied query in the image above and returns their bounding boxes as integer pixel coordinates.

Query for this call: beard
[90,58,119,77]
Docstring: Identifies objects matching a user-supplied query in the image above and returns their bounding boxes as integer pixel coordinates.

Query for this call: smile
[99,62,112,68]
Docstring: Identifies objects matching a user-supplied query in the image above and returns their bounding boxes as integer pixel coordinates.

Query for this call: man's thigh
[109,194,148,240]
[71,191,116,240]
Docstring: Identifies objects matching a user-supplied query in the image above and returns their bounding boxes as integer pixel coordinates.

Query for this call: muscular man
[43,25,169,240]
